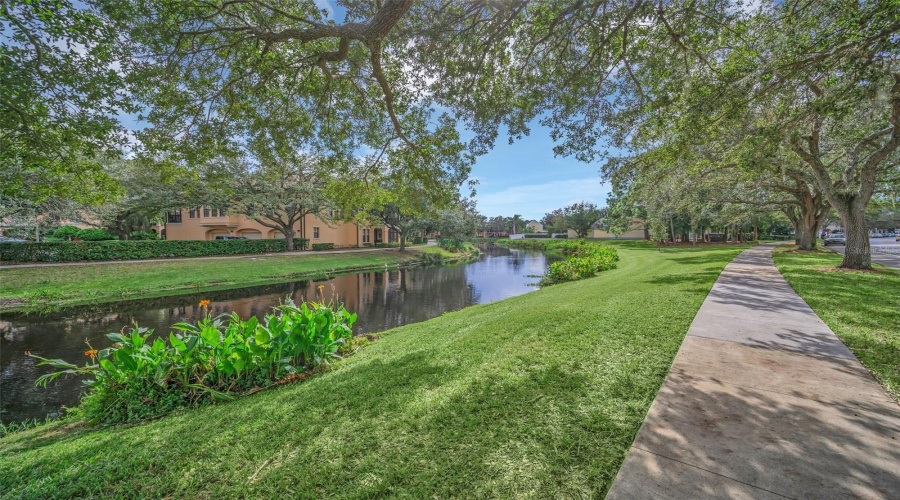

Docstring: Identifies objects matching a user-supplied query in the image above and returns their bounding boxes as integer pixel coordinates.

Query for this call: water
[0,245,554,424]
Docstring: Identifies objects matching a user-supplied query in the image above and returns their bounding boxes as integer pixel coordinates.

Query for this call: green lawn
[0,248,450,312]
[0,242,747,498]
[774,250,900,400]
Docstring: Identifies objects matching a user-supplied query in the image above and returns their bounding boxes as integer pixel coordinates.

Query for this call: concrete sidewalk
[607,243,900,499]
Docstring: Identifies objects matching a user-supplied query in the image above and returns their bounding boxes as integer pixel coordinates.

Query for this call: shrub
[374,242,400,248]
[76,228,116,241]
[31,299,357,424]
[129,230,160,240]
[419,252,445,265]
[312,242,335,251]
[540,244,619,285]
[51,225,81,239]
[0,239,308,263]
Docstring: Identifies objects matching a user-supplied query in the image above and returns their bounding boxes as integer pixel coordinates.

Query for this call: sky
[465,128,612,221]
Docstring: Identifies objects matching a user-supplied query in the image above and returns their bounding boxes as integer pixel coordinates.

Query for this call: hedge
[311,243,335,251]
[0,239,310,264]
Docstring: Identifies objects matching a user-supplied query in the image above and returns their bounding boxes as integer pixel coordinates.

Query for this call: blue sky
[465,128,611,220]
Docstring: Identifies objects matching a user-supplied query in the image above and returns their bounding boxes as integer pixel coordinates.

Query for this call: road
[825,236,900,269]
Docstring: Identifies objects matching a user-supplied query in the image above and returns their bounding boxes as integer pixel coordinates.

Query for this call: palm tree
[509,214,524,235]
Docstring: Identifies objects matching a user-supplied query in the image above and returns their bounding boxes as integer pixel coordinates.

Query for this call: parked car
[823,234,846,246]
[871,232,884,238]
[214,236,246,240]
[0,236,27,243]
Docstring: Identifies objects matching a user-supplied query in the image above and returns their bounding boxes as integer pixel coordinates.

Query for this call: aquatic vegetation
[498,239,619,285]
[29,299,357,424]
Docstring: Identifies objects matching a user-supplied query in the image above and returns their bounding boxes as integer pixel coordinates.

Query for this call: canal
[0,245,555,424]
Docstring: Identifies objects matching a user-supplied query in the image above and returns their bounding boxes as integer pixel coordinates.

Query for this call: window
[362,228,370,243]
[219,207,226,217]
[189,207,199,219]
[211,207,218,217]
[203,205,210,217]
[313,227,320,239]
[167,211,182,223]
[388,229,398,243]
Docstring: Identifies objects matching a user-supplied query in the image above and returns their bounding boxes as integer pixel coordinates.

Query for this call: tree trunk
[399,234,406,252]
[833,197,871,269]
[284,230,295,252]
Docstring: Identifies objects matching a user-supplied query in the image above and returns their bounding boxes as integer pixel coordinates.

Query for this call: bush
[129,230,160,240]
[0,239,308,263]
[31,299,357,424]
[52,225,81,239]
[540,243,619,285]
[76,228,116,241]
[374,242,400,248]
[312,242,335,251]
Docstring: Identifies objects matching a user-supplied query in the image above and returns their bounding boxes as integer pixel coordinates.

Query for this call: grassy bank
[0,248,455,312]
[0,242,747,498]
[774,250,900,400]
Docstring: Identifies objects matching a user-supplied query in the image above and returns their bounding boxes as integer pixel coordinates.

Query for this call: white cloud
[474,177,611,219]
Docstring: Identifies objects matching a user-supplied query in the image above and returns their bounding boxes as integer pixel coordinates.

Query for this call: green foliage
[75,228,116,241]
[436,239,480,256]
[30,299,357,423]
[541,245,619,285]
[311,243,335,251]
[129,230,160,240]
[0,239,308,263]
[51,225,81,239]
[418,252,445,266]
[497,239,620,285]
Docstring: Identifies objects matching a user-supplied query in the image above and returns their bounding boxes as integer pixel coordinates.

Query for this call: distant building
[156,207,394,247]
[525,220,546,233]
[567,219,647,239]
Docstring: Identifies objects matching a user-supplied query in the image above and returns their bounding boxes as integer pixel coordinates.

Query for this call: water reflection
[0,245,553,424]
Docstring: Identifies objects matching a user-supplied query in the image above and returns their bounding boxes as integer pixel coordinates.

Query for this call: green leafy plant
[312,243,335,251]
[540,243,619,285]
[51,225,81,239]
[75,228,116,241]
[30,298,357,424]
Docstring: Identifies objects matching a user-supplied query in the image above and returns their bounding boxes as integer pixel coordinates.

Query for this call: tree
[505,214,523,235]
[228,155,330,252]
[368,201,420,252]
[564,202,602,239]
[433,199,481,246]
[541,209,567,234]
[1,0,133,205]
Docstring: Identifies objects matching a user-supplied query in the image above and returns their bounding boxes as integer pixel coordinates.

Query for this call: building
[525,220,546,233]
[159,206,396,248]
[567,219,647,239]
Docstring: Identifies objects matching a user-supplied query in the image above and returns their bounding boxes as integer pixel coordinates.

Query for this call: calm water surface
[0,245,553,424]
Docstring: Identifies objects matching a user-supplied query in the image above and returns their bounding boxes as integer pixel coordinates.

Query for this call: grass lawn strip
[0,242,747,498]
[0,247,458,312]
[773,249,900,400]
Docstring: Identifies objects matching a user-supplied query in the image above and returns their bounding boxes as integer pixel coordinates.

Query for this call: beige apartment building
[159,206,397,248]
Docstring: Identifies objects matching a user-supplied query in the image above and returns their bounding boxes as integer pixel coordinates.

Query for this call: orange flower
[317,285,325,290]
[84,349,98,358]
[199,299,211,308]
